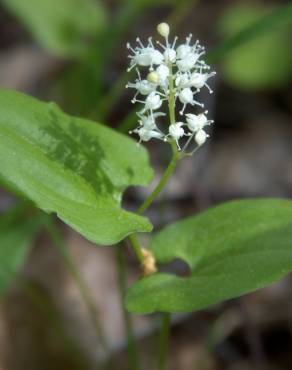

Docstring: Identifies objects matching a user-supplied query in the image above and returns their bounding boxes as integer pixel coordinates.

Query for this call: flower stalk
[125,22,216,370]
[127,22,215,152]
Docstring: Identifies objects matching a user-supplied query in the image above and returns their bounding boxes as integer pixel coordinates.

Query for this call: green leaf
[0,203,45,295]
[214,3,292,90]
[0,88,153,245]
[0,0,107,56]
[126,199,292,313]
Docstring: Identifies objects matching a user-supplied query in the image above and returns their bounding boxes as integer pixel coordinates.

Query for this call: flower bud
[195,130,207,146]
[157,22,170,38]
[147,71,159,84]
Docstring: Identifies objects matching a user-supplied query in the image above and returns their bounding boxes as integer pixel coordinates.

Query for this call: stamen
[171,36,178,49]
[127,63,137,72]
[136,37,145,48]
[180,104,187,115]
[127,43,136,54]
[136,68,142,81]
[205,83,213,94]
[148,37,154,48]
[156,40,166,50]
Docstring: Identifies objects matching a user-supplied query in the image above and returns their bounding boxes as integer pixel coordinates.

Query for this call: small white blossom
[127,38,163,71]
[176,44,192,60]
[166,122,185,150]
[164,48,176,63]
[138,112,165,130]
[186,112,212,132]
[190,71,216,93]
[156,64,169,87]
[127,23,215,151]
[150,49,164,69]
[178,88,203,115]
[176,53,200,72]
[138,92,163,114]
[127,69,157,102]
[130,127,163,144]
[126,79,156,102]
[195,129,209,146]
[156,29,178,64]
[175,73,190,89]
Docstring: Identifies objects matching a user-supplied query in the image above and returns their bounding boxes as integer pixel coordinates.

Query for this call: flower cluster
[127,22,215,152]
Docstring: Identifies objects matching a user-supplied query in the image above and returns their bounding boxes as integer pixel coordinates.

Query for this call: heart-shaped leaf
[0,88,153,245]
[126,199,292,313]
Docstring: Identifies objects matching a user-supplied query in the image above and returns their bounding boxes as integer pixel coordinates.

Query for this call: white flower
[164,48,176,63]
[195,129,209,146]
[145,92,162,110]
[175,73,190,89]
[178,87,193,104]
[167,122,185,150]
[186,113,212,132]
[176,53,200,72]
[127,79,156,102]
[176,36,206,72]
[150,49,164,69]
[176,44,192,60]
[138,92,163,114]
[127,68,157,102]
[156,64,169,86]
[178,88,203,115]
[190,71,216,93]
[137,80,156,95]
[156,28,178,64]
[127,38,163,71]
[138,112,165,130]
[131,126,163,143]
[126,22,215,152]
[127,45,152,69]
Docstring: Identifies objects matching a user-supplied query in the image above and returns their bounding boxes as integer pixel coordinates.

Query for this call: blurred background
[0,0,292,369]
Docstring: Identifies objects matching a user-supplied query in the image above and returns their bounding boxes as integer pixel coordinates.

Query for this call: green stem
[138,144,179,215]
[46,220,111,362]
[115,247,140,370]
[157,313,171,370]
[127,145,179,264]
[128,234,145,263]
[167,63,176,126]
[127,56,180,261]
[138,61,179,215]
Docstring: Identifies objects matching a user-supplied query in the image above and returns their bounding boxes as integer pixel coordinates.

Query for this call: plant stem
[127,55,180,260]
[167,63,176,126]
[115,247,140,370]
[46,220,111,362]
[157,313,171,370]
[138,60,179,216]
[128,234,145,263]
[138,144,179,215]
